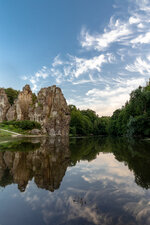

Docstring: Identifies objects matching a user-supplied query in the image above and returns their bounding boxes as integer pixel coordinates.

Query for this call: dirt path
[0,128,22,136]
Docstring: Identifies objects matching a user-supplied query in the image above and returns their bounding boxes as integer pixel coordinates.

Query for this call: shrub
[32,93,37,104]
[5,88,19,105]
[1,120,41,130]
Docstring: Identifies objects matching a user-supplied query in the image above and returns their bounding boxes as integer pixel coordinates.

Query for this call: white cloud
[71,54,106,78]
[51,54,110,84]
[135,0,150,12]
[137,23,145,28]
[52,55,63,67]
[129,16,141,24]
[24,53,110,91]
[106,53,116,63]
[29,77,38,92]
[131,31,150,44]
[86,87,124,98]
[147,55,150,61]
[68,77,146,116]
[27,66,50,91]
[125,57,150,75]
[79,1,150,52]
[72,79,92,85]
[86,77,145,98]
[80,20,131,51]
[35,66,49,79]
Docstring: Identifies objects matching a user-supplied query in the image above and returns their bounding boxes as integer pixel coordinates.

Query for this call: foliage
[109,80,150,137]
[5,88,19,105]
[0,120,41,131]
[0,129,12,137]
[32,93,37,104]
[69,105,110,136]
[69,80,150,137]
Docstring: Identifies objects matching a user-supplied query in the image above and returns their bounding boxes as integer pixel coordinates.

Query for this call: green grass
[0,130,12,137]
[0,124,27,134]
[0,120,41,135]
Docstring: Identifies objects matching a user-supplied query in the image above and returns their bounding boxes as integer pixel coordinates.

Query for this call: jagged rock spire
[0,84,70,136]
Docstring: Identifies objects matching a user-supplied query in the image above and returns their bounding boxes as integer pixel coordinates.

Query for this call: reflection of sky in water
[0,152,150,225]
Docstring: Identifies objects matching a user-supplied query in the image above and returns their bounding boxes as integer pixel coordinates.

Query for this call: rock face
[0,85,70,136]
[0,88,10,122]
[16,84,33,120]
[29,86,70,136]
[30,129,41,135]
[6,84,33,121]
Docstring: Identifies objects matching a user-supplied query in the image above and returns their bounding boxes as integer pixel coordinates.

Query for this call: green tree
[109,81,150,137]
[5,88,19,105]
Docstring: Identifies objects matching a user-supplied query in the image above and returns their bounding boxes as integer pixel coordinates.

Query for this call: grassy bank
[0,125,27,135]
[0,120,41,137]
[0,129,12,137]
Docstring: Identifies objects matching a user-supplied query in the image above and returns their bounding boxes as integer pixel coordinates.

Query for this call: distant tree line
[70,81,150,137]
[109,80,150,137]
[69,105,110,136]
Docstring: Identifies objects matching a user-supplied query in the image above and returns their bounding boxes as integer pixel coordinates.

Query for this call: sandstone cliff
[0,88,10,122]
[0,85,70,136]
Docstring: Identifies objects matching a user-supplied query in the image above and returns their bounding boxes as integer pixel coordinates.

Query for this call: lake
[0,137,150,225]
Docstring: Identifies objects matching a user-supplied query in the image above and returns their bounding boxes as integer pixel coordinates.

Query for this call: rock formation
[0,137,70,192]
[6,84,33,121]
[0,85,70,136]
[0,88,10,122]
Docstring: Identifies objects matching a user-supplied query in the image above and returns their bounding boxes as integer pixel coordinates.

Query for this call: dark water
[0,137,150,225]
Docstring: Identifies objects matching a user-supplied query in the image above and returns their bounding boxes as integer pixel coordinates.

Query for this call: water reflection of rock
[0,138,70,192]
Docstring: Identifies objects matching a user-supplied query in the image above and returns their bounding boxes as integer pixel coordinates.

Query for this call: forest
[70,81,150,137]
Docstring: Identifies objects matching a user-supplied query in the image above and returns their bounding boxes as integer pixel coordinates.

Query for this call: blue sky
[0,0,150,116]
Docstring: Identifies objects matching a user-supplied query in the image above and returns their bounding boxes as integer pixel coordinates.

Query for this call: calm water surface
[0,137,150,225]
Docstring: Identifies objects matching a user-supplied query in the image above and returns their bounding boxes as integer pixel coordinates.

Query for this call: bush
[127,115,150,137]
[5,88,19,105]
[1,120,41,130]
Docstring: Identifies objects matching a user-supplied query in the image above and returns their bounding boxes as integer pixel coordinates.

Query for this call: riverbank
[0,129,12,137]
[0,128,46,138]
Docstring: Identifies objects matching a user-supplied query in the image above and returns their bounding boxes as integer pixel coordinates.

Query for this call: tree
[5,88,19,105]
[108,82,150,137]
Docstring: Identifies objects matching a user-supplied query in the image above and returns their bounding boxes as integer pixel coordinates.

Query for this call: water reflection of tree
[108,138,150,189]
[70,137,150,189]
[70,137,110,166]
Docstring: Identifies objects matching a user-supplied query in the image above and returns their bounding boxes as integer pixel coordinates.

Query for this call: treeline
[69,105,110,136]
[70,81,150,137]
[109,81,150,137]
